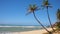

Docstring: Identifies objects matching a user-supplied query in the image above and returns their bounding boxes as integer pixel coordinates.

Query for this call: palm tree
[41,0,55,32]
[56,9,60,30]
[26,4,52,34]
[56,9,60,22]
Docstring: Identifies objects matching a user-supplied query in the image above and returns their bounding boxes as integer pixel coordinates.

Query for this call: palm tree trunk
[33,11,52,34]
[46,7,55,32]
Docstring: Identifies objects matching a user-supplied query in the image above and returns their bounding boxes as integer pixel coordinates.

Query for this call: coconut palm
[26,4,52,34]
[56,9,60,30]
[41,0,55,32]
[56,9,60,22]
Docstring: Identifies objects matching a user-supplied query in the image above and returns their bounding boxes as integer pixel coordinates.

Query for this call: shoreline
[0,28,52,34]
[20,28,52,34]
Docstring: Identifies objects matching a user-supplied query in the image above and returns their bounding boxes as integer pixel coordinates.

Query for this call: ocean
[0,26,43,32]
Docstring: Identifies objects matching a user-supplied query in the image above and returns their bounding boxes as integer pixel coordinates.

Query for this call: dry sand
[20,28,52,34]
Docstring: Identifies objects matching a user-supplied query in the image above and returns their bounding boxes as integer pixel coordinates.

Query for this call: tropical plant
[56,22,60,28]
[56,9,60,30]
[56,9,60,22]
[26,4,52,34]
[41,0,55,32]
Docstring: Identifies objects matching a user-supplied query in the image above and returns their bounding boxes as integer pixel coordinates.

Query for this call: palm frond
[43,0,46,3]
[42,0,51,7]
[57,9,60,20]
[29,4,32,8]
[26,12,32,15]
[26,4,40,15]
[35,8,40,11]
[41,5,46,9]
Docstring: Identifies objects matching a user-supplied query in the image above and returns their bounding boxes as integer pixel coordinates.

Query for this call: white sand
[20,28,52,34]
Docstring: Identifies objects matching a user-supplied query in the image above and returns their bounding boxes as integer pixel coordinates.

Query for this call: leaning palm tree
[41,0,55,32]
[26,4,52,34]
[56,9,60,22]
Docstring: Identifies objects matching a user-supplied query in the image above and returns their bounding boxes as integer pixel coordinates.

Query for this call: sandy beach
[0,28,53,34]
[20,28,52,34]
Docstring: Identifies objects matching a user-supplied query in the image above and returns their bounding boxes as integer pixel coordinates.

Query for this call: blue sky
[0,0,60,26]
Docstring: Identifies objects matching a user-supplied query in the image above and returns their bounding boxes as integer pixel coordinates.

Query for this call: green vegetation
[26,4,51,34]
[56,9,60,30]
[56,9,60,22]
[56,22,60,29]
[26,0,60,34]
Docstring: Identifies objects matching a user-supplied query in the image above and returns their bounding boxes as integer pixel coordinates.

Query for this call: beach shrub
[56,22,60,29]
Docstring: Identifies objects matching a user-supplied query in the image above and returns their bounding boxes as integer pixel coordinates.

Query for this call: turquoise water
[0,26,43,32]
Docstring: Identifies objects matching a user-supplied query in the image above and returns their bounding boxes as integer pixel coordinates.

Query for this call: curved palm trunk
[46,7,55,32]
[33,11,52,34]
